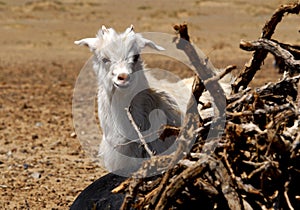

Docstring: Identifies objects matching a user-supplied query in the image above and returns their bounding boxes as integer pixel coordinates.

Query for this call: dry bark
[113,3,300,210]
[240,39,300,75]
[232,2,300,93]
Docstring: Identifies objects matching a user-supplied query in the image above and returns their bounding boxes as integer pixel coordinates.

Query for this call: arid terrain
[0,0,299,209]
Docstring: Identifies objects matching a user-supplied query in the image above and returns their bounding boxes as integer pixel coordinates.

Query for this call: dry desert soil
[0,0,299,209]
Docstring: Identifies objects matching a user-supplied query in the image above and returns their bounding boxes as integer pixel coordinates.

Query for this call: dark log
[70,172,126,210]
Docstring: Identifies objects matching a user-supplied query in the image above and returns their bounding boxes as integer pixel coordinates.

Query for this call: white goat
[75,25,232,175]
[75,25,189,174]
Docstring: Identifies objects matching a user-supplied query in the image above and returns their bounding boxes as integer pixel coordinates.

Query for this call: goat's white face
[75,25,164,90]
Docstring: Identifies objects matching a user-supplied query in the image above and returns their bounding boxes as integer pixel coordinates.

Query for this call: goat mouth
[114,81,130,88]
[113,75,133,88]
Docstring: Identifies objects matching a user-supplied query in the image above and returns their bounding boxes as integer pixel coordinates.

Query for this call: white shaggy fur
[75,25,187,174]
[75,25,232,175]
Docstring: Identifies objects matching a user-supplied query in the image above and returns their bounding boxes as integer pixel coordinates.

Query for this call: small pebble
[7,151,12,157]
[70,132,77,138]
[23,163,29,170]
[35,122,43,127]
[31,172,41,179]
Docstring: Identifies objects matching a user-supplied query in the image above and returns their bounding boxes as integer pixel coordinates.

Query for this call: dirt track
[0,0,299,209]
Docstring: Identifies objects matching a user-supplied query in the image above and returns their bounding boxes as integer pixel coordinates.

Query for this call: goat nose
[117,73,130,81]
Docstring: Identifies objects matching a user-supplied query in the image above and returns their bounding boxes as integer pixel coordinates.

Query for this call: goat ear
[125,24,134,34]
[139,37,165,51]
[74,38,98,52]
[101,25,109,35]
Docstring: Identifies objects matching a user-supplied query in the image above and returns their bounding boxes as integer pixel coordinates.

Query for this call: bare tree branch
[240,39,300,74]
[125,108,154,157]
[232,2,300,93]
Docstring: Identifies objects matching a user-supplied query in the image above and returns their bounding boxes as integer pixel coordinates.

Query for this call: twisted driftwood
[114,3,300,210]
[232,2,300,93]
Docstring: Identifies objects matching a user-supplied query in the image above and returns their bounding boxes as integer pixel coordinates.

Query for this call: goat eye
[102,57,110,64]
[133,54,140,63]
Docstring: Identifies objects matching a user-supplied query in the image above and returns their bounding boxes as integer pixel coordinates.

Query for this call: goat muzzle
[117,73,130,81]
[114,73,131,88]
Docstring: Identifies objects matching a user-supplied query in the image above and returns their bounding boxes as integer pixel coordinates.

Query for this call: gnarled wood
[232,2,300,93]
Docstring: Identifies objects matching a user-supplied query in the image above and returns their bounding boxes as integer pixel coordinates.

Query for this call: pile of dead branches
[114,3,300,210]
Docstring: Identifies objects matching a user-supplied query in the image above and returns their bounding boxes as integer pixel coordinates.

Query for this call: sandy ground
[0,0,299,209]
